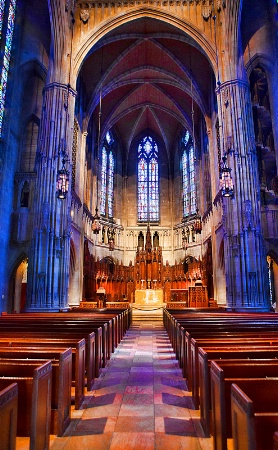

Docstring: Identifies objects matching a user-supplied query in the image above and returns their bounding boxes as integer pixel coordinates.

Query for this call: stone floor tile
[115,416,155,432]
[118,403,155,417]
[109,432,155,450]
[46,319,214,449]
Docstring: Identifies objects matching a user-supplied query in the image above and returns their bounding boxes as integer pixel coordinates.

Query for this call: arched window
[138,135,159,222]
[182,130,196,218]
[100,131,114,218]
[0,0,17,136]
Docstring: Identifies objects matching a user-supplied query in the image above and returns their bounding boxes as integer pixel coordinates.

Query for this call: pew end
[0,383,18,450]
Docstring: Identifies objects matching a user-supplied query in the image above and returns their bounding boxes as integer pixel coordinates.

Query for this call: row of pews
[0,307,131,450]
[164,308,278,450]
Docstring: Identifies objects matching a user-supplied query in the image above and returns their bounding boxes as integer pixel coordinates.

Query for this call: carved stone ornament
[244,199,252,228]
[202,5,212,20]
[80,9,90,23]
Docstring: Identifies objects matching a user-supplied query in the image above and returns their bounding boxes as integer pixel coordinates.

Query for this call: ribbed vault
[77,17,215,159]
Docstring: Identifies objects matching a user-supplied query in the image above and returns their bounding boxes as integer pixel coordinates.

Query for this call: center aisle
[51,321,213,450]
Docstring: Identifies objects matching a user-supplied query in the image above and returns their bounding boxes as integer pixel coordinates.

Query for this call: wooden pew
[210,359,278,450]
[185,328,278,381]
[0,346,72,436]
[0,332,86,409]
[0,360,52,450]
[0,332,94,395]
[198,347,278,438]
[0,309,130,368]
[163,310,278,376]
[0,383,18,450]
[4,311,117,360]
[231,380,278,450]
[0,318,103,378]
[191,337,278,407]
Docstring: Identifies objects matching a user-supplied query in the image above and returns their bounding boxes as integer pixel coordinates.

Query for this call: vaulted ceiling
[78,17,215,158]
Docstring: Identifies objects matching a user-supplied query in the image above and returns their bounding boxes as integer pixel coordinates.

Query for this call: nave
[24,318,213,450]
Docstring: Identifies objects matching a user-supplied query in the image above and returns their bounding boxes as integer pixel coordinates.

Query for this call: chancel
[0,0,278,448]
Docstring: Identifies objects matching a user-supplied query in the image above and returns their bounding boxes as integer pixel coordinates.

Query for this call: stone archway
[9,258,28,313]
[267,252,278,311]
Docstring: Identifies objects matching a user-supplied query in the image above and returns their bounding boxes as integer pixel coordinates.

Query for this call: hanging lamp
[220,154,234,197]
[190,60,202,234]
[92,88,102,234]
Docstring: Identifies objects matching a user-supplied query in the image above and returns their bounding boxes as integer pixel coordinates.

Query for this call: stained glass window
[0,0,17,136]
[100,146,108,216]
[107,150,114,217]
[182,131,196,217]
[138,136,159,222]
[0,0,5,38]
[100,131,114,218]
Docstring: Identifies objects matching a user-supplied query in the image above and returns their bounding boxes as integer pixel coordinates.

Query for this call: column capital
[44,81,77,97]
[215,78,250,94]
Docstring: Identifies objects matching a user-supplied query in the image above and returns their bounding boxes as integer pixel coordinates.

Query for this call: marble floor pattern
[17,320,214,450]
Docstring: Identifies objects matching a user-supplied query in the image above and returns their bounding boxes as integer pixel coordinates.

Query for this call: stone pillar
[26,82,76,311]
[217,79,270,310]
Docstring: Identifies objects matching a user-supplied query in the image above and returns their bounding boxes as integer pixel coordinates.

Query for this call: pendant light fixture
[92,88,102,234]
[56,19,74,200]
[213,13,234,198]
[190,53,202,234]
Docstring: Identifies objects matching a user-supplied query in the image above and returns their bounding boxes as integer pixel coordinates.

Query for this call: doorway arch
[9,257,28,313]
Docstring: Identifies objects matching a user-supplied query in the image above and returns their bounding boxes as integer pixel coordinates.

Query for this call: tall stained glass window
[182,130,196,218]
[100,131,114,218]
[138,135,159,222]
[0,0,17,136]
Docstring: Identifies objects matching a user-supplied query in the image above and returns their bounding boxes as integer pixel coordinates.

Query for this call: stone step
[131,306,164,322]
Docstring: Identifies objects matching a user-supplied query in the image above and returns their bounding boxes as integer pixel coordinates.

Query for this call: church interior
[0,0,276,313]
[0,0,278,448]
[0,0,277,314]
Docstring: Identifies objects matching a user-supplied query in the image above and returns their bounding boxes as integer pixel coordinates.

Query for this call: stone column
[26,82,76,311]
[217,79,270,310]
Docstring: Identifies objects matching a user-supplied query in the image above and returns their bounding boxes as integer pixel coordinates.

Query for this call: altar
[135,289,164,306]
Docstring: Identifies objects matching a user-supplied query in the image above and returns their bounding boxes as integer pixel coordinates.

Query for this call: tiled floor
[17,320,214,449]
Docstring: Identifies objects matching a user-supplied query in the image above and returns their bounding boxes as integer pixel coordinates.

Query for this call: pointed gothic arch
[9,255,28,313]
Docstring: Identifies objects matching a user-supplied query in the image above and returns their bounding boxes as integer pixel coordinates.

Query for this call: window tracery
[0,0,17,136]
[138,135,159,222]
[182,131,196,218]
[100,131,114,218]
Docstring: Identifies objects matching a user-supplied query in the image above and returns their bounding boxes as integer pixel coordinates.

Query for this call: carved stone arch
[20,59,47,84]
[19,114,40,172]
[73,9,217,79]
[8,253,28,313]
[245,54,274,80]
